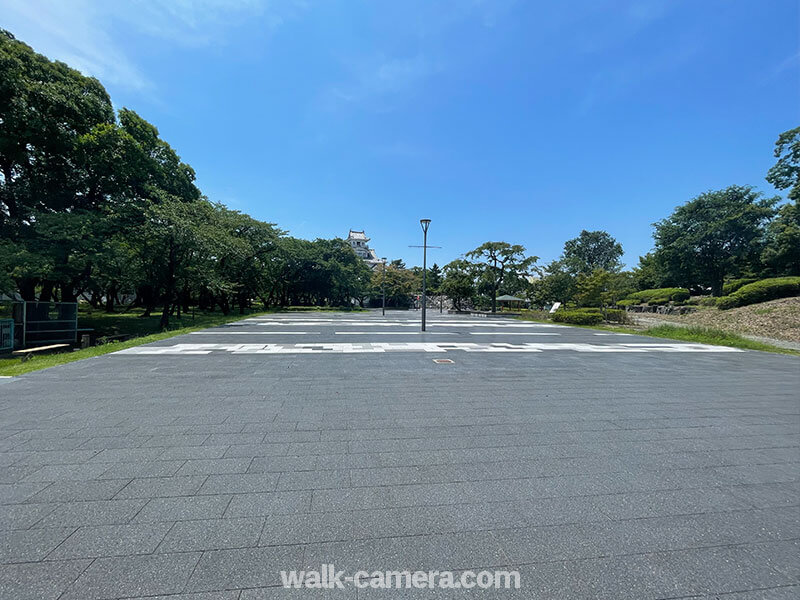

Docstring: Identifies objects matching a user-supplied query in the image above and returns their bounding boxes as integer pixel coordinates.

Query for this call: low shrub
[602,308,629,324]
[695,296,719,307]
[616,299,637,308]
[716,277,800,310]
[552,309,603,325]
[722,278,758,296]
[517,309,551,322]
[624,287,690,305]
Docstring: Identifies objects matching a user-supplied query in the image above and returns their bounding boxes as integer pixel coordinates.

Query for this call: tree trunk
[159,244,176,330]
[105,286,116,313]
[61,284,78,303]
[159,302,171,330]
[39,281,54,303]
[17,278,36,301]
[181,285,190,313]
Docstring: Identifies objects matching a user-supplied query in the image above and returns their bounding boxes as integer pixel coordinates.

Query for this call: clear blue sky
[4,0,799,268]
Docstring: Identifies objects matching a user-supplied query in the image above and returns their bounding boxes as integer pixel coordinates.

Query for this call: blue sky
[4,0,799,268]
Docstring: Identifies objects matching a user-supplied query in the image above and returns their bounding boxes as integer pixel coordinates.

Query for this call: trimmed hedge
[623,287,690,305]
[722,278,758,296]
[602,308,628,324]
[697,296,719,307]
[716,277,800,310]
[552,309,603,325]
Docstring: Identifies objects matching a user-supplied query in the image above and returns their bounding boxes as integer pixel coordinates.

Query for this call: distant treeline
[437,134,799,310]
[0,30,374,328]
[1,30,798,325]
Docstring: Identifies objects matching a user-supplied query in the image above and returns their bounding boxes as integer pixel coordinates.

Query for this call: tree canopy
[766,126,800,202]
[465,242,537,313]
[651,185,778,296]
[562,230,623,275]
[0,30,373,327]
[1,30,797,322]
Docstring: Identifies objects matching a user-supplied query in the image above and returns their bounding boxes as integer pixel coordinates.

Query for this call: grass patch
[0,309,267,377]
[517,313,798,355]
[265,306,367,313]
[640,325,798,355]
[1,305,367,377]
[515,310,552,323]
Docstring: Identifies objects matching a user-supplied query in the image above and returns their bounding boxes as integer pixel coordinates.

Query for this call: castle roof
[348,230,368,241]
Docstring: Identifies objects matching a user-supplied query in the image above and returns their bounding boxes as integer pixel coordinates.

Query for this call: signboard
[549,302,561,314]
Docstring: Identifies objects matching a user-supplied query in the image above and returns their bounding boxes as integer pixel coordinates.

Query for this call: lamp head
[420,218,431,233]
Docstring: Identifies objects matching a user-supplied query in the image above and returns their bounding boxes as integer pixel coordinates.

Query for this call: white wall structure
[346,229,382,270]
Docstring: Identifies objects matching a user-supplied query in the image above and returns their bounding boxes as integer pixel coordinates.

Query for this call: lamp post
[381,258,387,316]
[420,219,431,331]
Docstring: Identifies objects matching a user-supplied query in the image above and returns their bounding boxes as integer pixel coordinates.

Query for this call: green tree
[574,269,636,308]
[427,263,443,293]
[766,126,800,202]
[466,242,537,313]
[440,259,475,310]
[371,265,418,308]
[652,186,778,296]
[633,253,668,290]
[1,30,115,300]
[574,269,610,308]
[562,230,623,275]
[763,127,800,276]
[531,260,577,306]
[761,200,800,276]
[131,196,218,328]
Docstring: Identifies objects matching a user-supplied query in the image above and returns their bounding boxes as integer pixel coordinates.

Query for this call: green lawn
[0,305,365,377]
[0,309,267,377]
[516,312,798,355]
[639,324,798,355]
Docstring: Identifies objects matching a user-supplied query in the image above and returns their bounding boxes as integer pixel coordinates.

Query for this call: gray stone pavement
[0,310,798,599]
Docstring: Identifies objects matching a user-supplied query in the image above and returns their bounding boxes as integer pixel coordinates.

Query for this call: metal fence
[0,319,12,352]
[13,302,78,348]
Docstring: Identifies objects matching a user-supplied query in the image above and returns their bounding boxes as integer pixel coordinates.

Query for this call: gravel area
[631,296,800,347]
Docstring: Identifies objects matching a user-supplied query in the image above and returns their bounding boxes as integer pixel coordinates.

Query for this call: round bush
[722,278,758,296]
[552,310,603,325]
[624,288,690,304]
[717,277,800,310]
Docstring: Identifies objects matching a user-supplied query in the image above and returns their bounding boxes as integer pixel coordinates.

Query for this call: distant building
[347,229,382,270]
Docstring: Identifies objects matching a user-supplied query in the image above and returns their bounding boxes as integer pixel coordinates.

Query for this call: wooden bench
[12,343,70,361]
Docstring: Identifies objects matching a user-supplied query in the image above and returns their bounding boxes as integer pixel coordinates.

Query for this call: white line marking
[334,332,456,335]
[469,332,559,336]
[115,342,743,355]
[246,322,560,328]
[190,331,316,335]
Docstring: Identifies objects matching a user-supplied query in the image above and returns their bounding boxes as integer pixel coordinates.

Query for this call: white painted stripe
[247,322,559,328]
[190,331,316,335]
[334,332,455,335]
[115,342,743,355]
[470,332,559,336]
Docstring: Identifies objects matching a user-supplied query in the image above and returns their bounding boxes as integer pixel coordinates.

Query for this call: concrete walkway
[1,311,798,599]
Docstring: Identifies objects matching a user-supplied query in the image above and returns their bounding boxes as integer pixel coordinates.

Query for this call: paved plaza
[0,310,798,599]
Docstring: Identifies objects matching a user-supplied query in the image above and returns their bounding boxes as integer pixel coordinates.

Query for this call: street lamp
[420,219,431,331]
[381,258,387,317]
